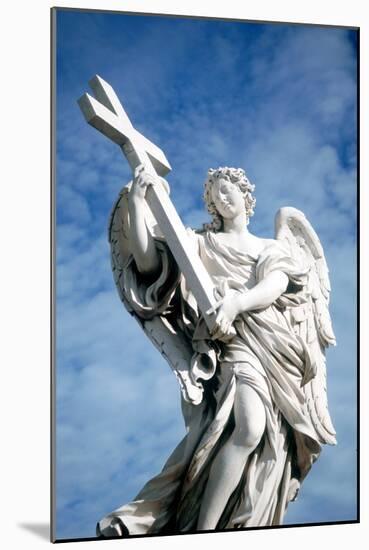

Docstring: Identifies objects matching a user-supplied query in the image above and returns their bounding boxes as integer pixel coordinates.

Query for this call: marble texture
[79,75,219,332]
[78,77,337,537]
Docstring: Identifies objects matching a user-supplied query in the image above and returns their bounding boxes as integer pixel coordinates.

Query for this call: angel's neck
[222,212,248,234]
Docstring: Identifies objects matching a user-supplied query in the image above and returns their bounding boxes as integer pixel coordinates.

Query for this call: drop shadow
[18,522,50,541]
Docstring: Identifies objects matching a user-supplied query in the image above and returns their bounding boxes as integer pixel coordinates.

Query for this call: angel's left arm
[210,269,289,339]
[235,270,289,314]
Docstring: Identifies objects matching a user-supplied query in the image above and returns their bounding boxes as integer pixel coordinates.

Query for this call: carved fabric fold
[98,231,324,536]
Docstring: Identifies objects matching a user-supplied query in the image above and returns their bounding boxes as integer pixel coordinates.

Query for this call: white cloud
[57,185,91,225]
[54,15,357,538]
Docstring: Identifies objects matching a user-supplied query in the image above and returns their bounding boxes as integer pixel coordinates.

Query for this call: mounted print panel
[51,7,358,543]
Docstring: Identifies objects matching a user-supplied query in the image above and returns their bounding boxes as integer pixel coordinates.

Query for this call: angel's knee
[233,382,266,449]
[232,420,265,450]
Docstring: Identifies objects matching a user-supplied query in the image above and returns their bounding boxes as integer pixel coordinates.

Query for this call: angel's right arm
[128,166,161,276]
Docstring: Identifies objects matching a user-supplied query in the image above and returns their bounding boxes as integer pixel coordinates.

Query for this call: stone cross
[78,75,218,330]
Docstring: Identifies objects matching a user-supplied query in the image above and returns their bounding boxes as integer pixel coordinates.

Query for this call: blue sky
[54,9,357,540]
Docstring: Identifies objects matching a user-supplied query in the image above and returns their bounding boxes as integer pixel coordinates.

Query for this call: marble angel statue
[97,165,337,537]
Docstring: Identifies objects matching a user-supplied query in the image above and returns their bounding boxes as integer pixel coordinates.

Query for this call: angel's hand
[129,164,156,201]
[208,291,240,341]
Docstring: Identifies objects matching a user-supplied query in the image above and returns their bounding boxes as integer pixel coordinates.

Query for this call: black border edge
[51,5,57,544]
[356,26,360,525]
[54,520,359,543]
[50,7,360,543]
[50,5,359,30]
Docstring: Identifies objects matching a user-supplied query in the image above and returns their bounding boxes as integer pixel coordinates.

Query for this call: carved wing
[108,183,203,405]
[275,207,337,445]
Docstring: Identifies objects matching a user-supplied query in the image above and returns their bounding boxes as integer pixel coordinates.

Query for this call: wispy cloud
[54,10,357,539]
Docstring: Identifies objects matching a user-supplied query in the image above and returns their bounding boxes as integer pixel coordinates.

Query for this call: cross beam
[78,75,217,329]
[78,76,171,177]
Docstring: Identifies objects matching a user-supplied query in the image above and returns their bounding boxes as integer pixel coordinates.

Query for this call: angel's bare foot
[96,517,129,538]
[287,478,300,502]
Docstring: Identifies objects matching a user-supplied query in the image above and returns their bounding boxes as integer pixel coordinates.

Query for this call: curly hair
[203,167,256,232]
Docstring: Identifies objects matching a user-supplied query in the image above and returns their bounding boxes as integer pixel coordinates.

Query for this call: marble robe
[97,230,321,536]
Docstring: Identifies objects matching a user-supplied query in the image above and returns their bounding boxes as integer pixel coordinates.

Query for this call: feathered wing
[108,182,204,406]
[275,207,337,445]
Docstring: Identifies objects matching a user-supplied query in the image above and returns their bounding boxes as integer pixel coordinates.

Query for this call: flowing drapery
[98,232,321,536]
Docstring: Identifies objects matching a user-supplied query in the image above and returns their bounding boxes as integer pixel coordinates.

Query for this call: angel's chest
[199,247,257,289]
[213,235,262,258]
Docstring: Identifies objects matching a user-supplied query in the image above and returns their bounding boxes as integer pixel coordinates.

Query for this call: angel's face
[211,178,245,220]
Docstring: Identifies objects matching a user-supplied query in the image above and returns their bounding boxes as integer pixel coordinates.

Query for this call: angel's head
[203,167,256,232]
